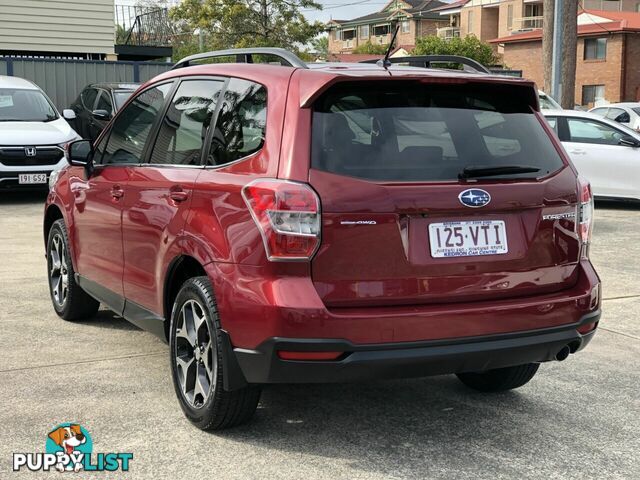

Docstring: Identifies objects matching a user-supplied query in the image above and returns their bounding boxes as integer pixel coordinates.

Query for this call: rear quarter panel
[181,68,292,267]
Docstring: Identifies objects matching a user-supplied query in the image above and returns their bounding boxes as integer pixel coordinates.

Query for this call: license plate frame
[429,220,508,258]
[18,173,47,185]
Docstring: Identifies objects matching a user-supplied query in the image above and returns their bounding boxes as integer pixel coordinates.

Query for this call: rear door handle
[111,185,124,199]
[169,189,189,203]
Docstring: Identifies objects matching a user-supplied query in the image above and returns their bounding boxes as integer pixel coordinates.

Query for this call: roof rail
[360,55,490,74]
[172,47,308,70]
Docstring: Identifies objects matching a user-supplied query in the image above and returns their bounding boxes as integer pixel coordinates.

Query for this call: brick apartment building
[431,0,542,45]
[327,0,449,54]
[328,0,640,53]
[491,10,640,106]
[425,0,640,48]
[327,0,640,107]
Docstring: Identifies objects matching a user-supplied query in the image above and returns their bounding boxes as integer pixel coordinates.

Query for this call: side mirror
[91,109,111,121]
[62,109,76,120]
[618,136,640,148]
[615,114,630,124]
[67,140,94,167]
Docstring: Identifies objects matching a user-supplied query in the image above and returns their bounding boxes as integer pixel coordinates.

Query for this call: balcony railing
[372,34,391,45]
[115,4,173,47]
[514,16,544,30]
[437,27,461,40]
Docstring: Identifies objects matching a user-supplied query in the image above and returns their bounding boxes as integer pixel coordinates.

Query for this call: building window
[342,29,356,41]
[584,38,607,60]
[468,10,474,32]
[582,85,606,106]
[401,20,410,33]
[507,5,513,29]
[360,25,369,38]
[373,24,391,36]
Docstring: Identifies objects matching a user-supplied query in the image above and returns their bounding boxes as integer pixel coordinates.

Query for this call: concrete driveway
[1,192,638,479]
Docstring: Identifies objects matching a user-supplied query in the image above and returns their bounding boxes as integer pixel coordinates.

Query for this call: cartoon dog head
[48,425,86,455]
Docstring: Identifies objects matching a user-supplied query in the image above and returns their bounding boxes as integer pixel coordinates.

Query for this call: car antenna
[377,25,400,69]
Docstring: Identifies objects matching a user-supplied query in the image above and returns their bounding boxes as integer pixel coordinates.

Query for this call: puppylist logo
[13,423,133,473]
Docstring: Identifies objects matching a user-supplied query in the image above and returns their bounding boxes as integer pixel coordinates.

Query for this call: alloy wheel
[174,299,216,408]
[49,233,69,307]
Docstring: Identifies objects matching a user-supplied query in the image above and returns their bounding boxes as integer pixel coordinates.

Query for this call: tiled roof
[428,0,470,13]
[327,53,384,63]
[406,0,448,18]
[327,45,415,63]
[491,9,640,44]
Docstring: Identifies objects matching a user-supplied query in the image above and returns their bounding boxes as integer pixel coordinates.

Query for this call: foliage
[115,24,129,45]
[413,35,499,67]
[310,35,329,59]
[352,41,389,55]
[170,0,325,53]
[171,34,203,61]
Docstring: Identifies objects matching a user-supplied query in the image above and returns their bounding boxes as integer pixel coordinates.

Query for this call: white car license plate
[429,220,508,258]
[18,173,47,184]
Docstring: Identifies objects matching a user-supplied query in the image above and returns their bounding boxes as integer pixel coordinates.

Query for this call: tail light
[242,179,321,261]
[577,176,594,259]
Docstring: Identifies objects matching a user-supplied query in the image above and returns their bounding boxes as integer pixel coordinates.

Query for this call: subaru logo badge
[459,189,491,208]
[25,146,37,157]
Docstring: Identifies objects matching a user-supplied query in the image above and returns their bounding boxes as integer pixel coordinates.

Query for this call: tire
[46,219,100,321]
[456,363,540,392]
[169,276,261,430]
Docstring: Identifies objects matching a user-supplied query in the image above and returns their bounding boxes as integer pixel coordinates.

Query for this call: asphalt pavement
[0,192,638,479]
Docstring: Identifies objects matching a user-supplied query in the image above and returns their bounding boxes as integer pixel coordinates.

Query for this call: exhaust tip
[555,345,571,362]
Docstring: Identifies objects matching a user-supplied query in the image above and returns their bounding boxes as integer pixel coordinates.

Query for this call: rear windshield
[311,82,564,182]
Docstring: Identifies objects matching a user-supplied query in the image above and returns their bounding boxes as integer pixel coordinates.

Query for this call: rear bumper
[230,310,599,385]
[207,260,601,348]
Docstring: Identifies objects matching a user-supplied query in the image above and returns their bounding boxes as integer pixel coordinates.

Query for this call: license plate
[18,173,47,184]
[429,220,508,258]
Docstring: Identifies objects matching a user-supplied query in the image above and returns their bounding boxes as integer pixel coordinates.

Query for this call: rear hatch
[308,80,581,308]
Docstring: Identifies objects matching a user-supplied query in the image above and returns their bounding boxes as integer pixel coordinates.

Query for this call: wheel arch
[163,255,208,341]
[43,204,64,249]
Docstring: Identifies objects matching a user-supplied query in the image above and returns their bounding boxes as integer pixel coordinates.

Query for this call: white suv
[0,76,80,190]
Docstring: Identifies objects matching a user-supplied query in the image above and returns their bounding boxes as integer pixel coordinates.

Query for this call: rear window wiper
[459,165,540,180]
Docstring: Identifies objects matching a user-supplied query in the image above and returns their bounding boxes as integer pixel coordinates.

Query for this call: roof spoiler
[360,55,491,74]
[172,47,309,70]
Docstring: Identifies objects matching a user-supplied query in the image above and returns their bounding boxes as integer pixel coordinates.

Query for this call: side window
[567,118,624,146]
[93,129,109,164]
[81,88,97,110]
[101,83,172,165]
[590,107,608,118]
[545,116,558,132]
[149,79,224,166]
[207,78,267,166]
[95,91,113,116]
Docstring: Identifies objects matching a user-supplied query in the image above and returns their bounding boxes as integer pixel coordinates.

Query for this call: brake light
[577,176,594,259]
[242,179,321,261]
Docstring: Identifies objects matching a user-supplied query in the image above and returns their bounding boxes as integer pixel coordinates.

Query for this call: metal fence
[0,57,172,111]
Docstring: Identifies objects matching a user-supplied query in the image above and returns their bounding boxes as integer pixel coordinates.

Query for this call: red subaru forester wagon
[44,48,601,430]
